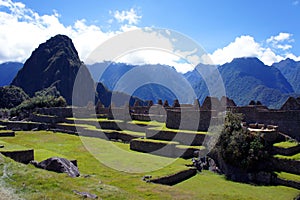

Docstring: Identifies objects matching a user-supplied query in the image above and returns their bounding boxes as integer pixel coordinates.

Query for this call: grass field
[0,131,299,199]
[274,141,299,148]
[275,153,300,160]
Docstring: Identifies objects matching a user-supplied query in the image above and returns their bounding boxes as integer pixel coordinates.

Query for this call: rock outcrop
[31,157,80,177]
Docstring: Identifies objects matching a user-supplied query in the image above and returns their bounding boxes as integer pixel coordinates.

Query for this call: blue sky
[1,0,300,71]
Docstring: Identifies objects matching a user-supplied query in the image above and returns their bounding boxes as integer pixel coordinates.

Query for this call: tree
[216,112,269,172]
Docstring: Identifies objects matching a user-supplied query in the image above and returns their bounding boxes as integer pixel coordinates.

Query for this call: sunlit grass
[274,141,299,148]
[0,130,298,199]
[276,172,300,182]
[275,153,300,160]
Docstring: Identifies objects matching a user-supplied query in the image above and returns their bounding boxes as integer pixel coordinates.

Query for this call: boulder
[32,157,80,177]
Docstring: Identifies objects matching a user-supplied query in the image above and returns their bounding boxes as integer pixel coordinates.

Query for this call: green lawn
[274,141,299,148]
[176,171,299,200]
[276,172,300,182]
[0,131,298,199]
[275,153,300,160]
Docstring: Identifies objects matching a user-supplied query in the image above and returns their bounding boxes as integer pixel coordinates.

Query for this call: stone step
[130,138,205,158]
[0,125,7,130]
[272,141,300,156]
[0,130,15,137]
[146,129,207,146]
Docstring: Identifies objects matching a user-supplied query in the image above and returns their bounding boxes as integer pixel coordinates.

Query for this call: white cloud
[203,33,300,66]
[0,0,140,63]
[266,32,293,43]
[113,8,141,25]
[118,49,194,73]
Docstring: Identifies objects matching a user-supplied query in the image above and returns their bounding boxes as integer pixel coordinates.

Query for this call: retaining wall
[274,177,300,190]
[150,168,197,186]
[1,149,34,164]
[271,158,300,175]
[272,145,300,156]
[146,129,206,146]
[130,139,178,158]
[0,121,47,131]
[0,131,15,137]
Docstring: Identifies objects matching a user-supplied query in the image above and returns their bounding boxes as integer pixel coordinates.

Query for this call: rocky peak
[11,35,94,105]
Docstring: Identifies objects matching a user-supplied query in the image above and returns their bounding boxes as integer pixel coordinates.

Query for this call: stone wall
[274,177,300,190]
[29,113,64,124]
[1,149,34,164]
[130,139,179,158]
[272,145,300,156]
[150,168,197,186]
[166,110,212,131]
[271,158,300,175]
[230,106,300,140]
[0,121,47,131]
[146,129,206,146]
[0,131,15,137]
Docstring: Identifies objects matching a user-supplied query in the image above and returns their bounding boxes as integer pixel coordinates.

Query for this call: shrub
[216,112,269,172]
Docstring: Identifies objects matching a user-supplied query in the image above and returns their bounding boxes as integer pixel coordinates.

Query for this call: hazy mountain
[273,58,300,94]
[219,57,294,107]
[184,57,295,108]
[11,35,94,105]
[88,62,190,104]
[0,62,23,86]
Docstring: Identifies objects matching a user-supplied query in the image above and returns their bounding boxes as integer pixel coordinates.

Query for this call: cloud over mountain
[203,33,300,66]
[0,0,140,63]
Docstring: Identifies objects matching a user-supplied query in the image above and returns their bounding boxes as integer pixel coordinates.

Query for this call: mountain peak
[11,35,94,105]
[231,57,264,65]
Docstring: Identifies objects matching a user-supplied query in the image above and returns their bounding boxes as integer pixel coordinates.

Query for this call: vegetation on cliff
[0,85,29,109]
[10,87,66,117]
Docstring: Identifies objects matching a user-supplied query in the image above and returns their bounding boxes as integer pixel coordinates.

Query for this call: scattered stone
[73,190,98,199]
[142,175,152,182]
[83,174,91,178]
[31,157,80,177]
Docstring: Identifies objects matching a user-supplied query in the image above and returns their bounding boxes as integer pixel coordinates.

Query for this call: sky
[1,0,300,73]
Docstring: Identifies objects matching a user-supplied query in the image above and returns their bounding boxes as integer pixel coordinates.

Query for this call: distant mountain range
[272,58,300,94]
[0,62,23,86]
[184,57,297,108]
[1,34,299,108]
[88,58,300,108]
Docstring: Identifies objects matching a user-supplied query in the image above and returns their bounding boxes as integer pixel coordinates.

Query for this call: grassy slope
[176,171,299,200]
[0,131,299,199]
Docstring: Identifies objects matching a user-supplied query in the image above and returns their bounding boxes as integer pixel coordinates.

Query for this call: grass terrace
[274,153,300,161]
[149,125,208,135]
[66,117,123,123]
[274,141,299,148]
[0,131,298,199]
[276,172,300,182]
